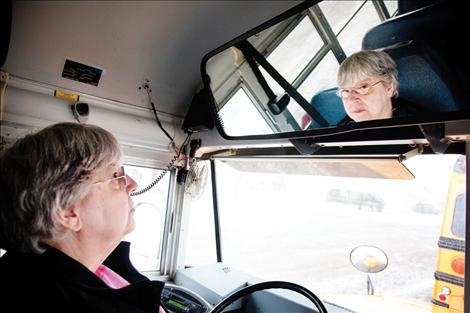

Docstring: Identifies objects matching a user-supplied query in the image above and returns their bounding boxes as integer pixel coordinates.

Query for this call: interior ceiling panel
[3,1,300,118]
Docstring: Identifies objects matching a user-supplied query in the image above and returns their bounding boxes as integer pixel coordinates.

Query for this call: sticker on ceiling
[61,59,103,86]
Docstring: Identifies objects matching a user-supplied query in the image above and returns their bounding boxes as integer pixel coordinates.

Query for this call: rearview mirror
[201,0,470,140]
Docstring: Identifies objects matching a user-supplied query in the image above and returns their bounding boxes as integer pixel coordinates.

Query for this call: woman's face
[77,163,138,247]
[338,76,394,122]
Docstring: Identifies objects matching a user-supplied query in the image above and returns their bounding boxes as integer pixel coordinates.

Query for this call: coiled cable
[130,132,192,197]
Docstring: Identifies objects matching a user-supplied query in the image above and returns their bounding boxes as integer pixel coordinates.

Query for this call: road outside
[185,155,460,312]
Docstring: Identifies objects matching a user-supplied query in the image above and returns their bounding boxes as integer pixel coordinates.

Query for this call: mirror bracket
[182,88,215,133]
[290,137,321,155]
[418,123,449,154]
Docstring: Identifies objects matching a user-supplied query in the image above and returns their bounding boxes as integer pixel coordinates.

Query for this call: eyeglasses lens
[337,84,373,98]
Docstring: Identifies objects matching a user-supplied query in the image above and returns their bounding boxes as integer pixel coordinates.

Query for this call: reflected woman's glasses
[336,80,384,99]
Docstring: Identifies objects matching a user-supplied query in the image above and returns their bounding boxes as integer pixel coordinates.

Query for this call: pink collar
[95,264,130,289]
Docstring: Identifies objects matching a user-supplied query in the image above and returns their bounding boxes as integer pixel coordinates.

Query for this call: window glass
[252,1,384,129]
[185,160,218,266]
[319,1,365,35]
[220,88,273,136]
[124,165,170,271]
[213,154,462,311]
[282,52,339,129]
[297,51,339,102]
[335,1,381,56]
[261,16,323,95]
[452,193,465,238]
[384,0,399,17]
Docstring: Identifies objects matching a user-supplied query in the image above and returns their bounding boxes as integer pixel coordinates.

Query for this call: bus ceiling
[0,1,300,150]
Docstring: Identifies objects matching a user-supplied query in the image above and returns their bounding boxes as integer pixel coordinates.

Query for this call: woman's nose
[347,89,361,99]
[126,175,138,194]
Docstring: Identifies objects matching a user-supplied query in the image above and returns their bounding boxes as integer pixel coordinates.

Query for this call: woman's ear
[386,82,395,98]
[56,205,82,232]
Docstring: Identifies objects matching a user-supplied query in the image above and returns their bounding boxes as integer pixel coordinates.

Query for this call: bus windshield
[186,154,463,312]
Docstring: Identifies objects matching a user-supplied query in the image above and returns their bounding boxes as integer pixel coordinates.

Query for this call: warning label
[62,59,103,86]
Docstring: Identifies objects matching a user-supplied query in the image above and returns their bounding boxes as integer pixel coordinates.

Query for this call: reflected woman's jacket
[338,97,424,125]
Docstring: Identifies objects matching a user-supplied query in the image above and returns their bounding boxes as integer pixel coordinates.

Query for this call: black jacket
[338,97,423,125]
[0,241,164,312]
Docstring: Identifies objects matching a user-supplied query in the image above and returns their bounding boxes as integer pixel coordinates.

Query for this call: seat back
[308,87,346,128]
[397,0,442,15]
[362,0,469,112]
[382,40,465,113]
[362,1,464,51]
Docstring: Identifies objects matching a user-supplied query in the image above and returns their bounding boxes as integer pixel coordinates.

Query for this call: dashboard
[162,284,212,313]
[162,264,355,313]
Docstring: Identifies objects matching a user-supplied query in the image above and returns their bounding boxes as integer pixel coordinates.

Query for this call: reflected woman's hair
[337,50,399,98]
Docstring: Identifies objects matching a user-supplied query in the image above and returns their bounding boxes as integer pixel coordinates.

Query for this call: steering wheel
[209,281,328,313]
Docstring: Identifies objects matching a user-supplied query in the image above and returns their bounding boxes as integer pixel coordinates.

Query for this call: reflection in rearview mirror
[203,1,469,139]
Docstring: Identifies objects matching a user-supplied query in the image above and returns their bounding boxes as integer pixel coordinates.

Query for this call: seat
[306,87,346,129]
[397,0,443,15]
[362,0,469,112]
[380,40,465,113]
[362,1,464,51]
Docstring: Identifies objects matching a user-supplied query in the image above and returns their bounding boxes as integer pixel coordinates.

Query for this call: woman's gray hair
[0,122,121,253]
[337,50,399,97]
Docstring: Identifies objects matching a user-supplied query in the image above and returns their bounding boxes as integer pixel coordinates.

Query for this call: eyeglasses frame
[336,80,384,99]
[92,166,128,188]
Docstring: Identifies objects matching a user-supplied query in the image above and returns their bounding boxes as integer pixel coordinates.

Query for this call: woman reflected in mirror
[336,50,416,123]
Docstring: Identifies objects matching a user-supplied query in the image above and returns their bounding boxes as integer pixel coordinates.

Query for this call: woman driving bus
[0,122,166,313]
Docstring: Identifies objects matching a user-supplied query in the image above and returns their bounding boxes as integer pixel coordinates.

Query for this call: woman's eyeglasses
[93,166,128,189]
[336,80,383,99]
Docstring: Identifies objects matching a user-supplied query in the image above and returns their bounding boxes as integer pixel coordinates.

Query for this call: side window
[124,165,170,272]
[185,160,218,266]
[262,15,324,96]
[452,193,466,238]
[219,88,274,136]
[384,1,399,17]
[297,51,339,105]
[253,0,392,128]
[320,1,382,56]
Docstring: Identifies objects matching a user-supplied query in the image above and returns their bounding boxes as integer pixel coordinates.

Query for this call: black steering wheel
[209,281,328,313]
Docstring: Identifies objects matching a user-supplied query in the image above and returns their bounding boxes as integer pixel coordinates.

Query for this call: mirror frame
[200,0,470,142]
